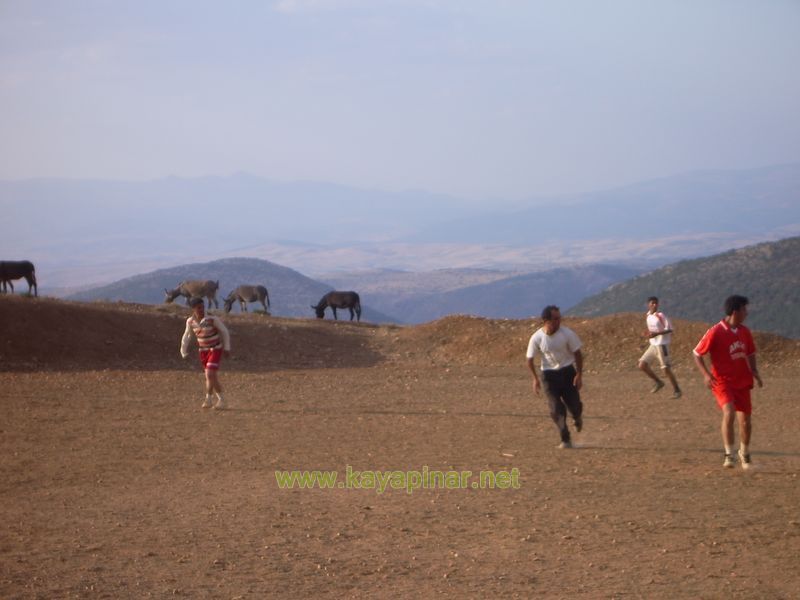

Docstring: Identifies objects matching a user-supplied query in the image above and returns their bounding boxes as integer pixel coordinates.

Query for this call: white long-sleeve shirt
[180,315,231,357]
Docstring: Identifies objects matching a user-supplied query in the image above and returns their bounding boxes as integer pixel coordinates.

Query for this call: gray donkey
[224,285,271,314]
[164,280,220,308]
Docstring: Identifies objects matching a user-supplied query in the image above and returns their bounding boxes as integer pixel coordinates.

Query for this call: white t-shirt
[646,311,672,346]
[526,326,582,371]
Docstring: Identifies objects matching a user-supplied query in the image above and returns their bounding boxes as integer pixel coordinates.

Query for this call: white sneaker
[558,440,573,449]
[738,450,752,470]
[213,397,226,410]
[201,397,212,409]
[723,454,735,468]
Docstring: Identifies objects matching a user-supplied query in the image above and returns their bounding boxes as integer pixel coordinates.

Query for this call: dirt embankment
[393,313,800,371]
[2,296,798,372]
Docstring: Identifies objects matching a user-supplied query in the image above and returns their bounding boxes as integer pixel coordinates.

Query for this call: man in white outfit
[638,296,681,399]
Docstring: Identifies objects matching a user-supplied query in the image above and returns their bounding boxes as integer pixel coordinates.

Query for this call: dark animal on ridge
[165,280,220,308]
[311,291,361,321]
[224,285,271,314]
[0,260,38,296]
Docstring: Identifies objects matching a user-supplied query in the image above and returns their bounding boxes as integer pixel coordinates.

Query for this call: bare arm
[526,357,541,395]
[573,349,583,390]
[693,352,716,389]
[647,328,673,339]
[748,354,763,388]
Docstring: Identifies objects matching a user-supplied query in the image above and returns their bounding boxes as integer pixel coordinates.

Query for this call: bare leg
[663,366,681,391]
[721,402,736,448]
[737,411,751,446]
[205,370,223,395]
[639,361,661,383]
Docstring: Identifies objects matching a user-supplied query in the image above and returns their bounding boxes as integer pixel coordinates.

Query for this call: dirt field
[2,296,799,598]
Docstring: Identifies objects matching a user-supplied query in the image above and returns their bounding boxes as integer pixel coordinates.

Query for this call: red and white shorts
[199,348,223,371]
[713,384,752,415]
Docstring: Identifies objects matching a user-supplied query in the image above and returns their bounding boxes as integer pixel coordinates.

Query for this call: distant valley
[4,163,800,291]
[60,235,800,338]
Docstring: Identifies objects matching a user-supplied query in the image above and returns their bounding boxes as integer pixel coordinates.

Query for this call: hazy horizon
[2,1,799,201]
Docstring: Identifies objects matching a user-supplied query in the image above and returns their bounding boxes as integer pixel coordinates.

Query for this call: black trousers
[542,365,582,442]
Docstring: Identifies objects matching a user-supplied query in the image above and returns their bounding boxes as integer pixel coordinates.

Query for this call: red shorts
[713,385,752,415]
[199,348,223,371]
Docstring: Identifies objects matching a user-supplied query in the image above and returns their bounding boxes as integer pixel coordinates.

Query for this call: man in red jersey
[693,295,763,469]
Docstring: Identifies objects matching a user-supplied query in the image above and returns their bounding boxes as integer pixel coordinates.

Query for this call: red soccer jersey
[693,319,756,389]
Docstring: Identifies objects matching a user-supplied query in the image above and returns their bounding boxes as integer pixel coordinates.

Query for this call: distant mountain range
[568,236,800,338]
[67,257,398,323]
[4,163,800,289]
[408,163,800,244]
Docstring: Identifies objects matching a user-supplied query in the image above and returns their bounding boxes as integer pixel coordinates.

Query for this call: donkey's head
[223,293,236,314]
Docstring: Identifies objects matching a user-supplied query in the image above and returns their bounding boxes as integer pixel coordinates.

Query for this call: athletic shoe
[651,380,665,394]
[201,397,213,409]
[672,389,682,399]
[723,454,735,468]
[574,416,583,433]
[213,397,226,410]
[558,440,573,449]
[738,450,752,470]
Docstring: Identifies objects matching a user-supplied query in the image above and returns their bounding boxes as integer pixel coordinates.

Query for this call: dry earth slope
[2,296,798,372]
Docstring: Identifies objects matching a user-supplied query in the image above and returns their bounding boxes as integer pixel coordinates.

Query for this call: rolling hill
[325,264,642,323]
[66,257,399,323]
[568,236,800,338]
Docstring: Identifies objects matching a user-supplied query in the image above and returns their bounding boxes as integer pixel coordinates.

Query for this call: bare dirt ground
[2,296,799,599]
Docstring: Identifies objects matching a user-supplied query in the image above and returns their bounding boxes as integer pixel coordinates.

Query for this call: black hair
[541,305,560,321]
[647,296,658,303]
[189,297,205,308]
[724,295,748,316]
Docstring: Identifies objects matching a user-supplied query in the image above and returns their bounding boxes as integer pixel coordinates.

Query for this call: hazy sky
[1,0,798,200]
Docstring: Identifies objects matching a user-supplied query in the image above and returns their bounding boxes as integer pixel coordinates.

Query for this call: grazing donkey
[0,260,38,296]
[311,291,361,321]
[224,285,271,314]
[165,280,220,308]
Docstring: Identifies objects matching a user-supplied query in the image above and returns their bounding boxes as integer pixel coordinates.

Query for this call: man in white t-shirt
[526,305,584,449]
[638,296,681,399]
